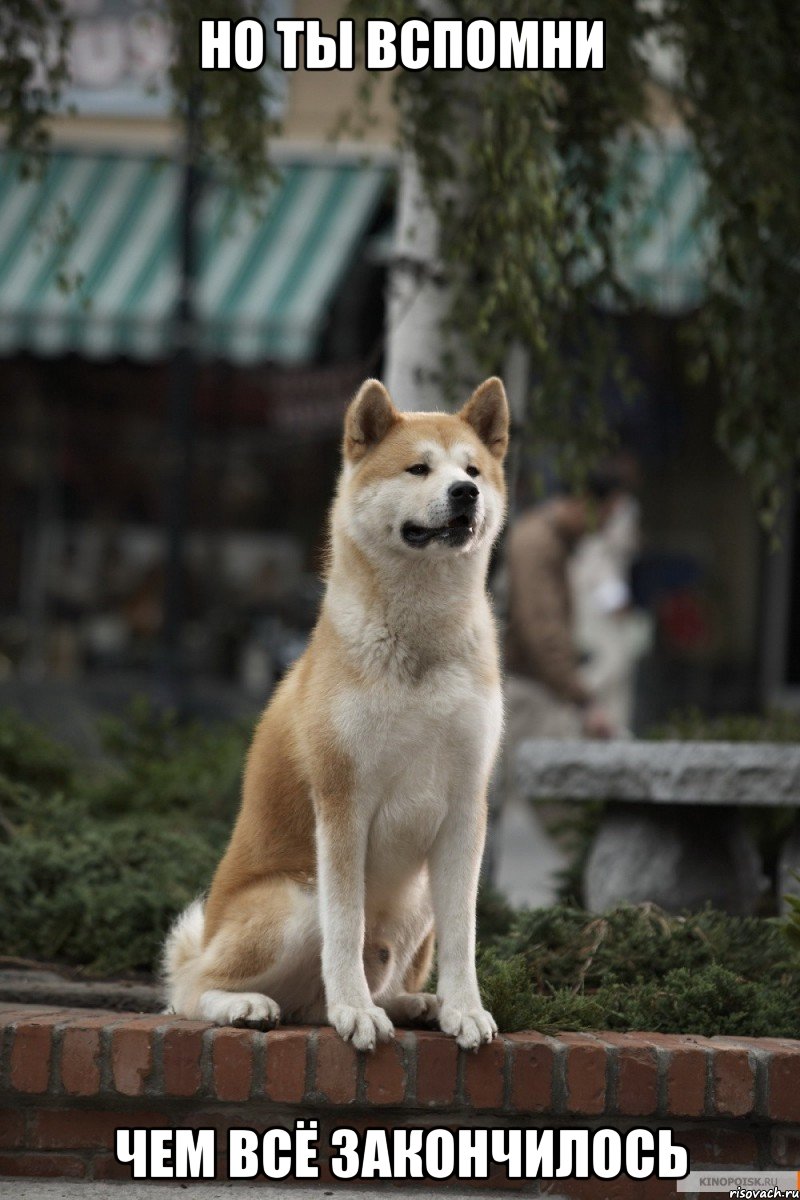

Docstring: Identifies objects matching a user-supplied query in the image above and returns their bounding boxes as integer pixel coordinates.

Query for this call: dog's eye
[466,465,480,478]
[406,463,430,476]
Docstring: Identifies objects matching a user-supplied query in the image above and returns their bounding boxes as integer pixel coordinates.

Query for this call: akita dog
[163,376,509,1051]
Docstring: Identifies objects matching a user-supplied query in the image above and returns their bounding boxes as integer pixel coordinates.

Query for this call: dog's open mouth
[401,513,476,548]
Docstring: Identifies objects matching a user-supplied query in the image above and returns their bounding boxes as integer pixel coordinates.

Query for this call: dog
[163,375,509,1051]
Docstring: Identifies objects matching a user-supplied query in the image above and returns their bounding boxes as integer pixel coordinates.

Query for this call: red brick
[0,1005,63,1024]
[679,1126,758,1166]
[743,1036,800,1053]
[641,1177,689,1200]
[314,1028,358,1104]
[770,1126,800,1166]
[463,1036,505,1110]
[551,1176,648,1200]
[10,1016,62,1093]
[638,1034,710,1118]
[162,1022,208,1097]
[92,1153,138,1181]
[178,1110,240,1134]
[466,1164,525,1192]
[212,1153,230,1182]
[30,1108,167,1150]
[0,1107,25,1148]
[711,1035,774,1051]
[211,1028,254,1102]
[96,1145,232,1183]
[712,1047,755,1117]
[61,1011,125,1025]
[0,1152,86,1178]
[55,1008,121,1023]
[601,1033,658,1115]
[111,1024,155,1096]
[363,1035,407,1105]
[414,1032,458,1106]
[60,1026,102,1097]
[317,1158,339,1186]
[508,1033,555,1113]
[263,1029,308,1103]
[557,1176,683,1200]
[769,1047,800,1122]
[562,1033,606,1115]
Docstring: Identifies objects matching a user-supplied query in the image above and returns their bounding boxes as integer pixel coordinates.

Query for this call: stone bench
[516,740,800,914]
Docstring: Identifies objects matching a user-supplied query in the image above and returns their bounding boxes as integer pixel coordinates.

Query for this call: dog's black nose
[448,480,479,508]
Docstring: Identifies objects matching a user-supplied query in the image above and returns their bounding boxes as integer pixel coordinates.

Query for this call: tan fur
[403,927,436,993]
[163,377,509,1050]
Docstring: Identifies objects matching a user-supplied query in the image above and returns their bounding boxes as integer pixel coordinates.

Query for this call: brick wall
[1,1003,799,1195]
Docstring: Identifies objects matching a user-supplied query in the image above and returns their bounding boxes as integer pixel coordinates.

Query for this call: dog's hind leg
[198,988,281,1029]
[403,925,436,993]
[380,925,440,1026]
[164,876,322,1027]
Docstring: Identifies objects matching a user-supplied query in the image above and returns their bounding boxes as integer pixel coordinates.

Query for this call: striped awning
[611,133,711,312]
[0,152,389,363]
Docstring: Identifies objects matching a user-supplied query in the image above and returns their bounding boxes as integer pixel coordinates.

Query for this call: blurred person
[570,490,653,732]
[503,468,627,744]
[488,469,628,908]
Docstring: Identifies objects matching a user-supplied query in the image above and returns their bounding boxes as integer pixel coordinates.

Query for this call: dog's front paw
[438,1002,497,1050]
[329,1003,394,1051]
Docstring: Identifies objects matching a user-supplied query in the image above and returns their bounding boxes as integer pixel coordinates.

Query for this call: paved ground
[0,1183,568,1199]
[493,795,566,909]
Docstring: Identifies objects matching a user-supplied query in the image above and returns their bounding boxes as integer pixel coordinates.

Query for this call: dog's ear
[344,379,400,462]
[459,377,509,460]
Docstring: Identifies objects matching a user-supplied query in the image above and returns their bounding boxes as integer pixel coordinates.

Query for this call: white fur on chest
[332,661,502,889]
[334,661,500,782]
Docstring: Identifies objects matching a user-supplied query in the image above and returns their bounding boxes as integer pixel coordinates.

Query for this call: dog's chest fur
[330,599,503,889]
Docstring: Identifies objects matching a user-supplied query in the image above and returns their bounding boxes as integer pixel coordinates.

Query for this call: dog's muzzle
[401,482,480,548]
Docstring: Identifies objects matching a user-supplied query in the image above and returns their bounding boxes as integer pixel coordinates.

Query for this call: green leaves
[348,0,799,513]
[0,0,71,163]
[784,874,800,953]
[165,0,280,198]
[642,1,800,522]
[350,0,651,475]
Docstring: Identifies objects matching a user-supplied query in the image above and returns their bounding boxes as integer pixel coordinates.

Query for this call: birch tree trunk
[384,148,530,430]
[383,150,452,412]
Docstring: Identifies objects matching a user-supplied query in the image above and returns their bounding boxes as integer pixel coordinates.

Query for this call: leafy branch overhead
[663,0,800,528]
[164,0,280,195]
[349,0,800,519]
[0,0,71,164]
[2,0,279,195]
[348,0,654,484]
[4,1,800,517]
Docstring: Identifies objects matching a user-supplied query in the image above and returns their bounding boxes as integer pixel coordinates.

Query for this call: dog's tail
[161,898,206,1014]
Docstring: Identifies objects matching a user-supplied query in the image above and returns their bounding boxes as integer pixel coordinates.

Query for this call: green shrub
[648,707,800,743]
[2,705,800,1038]
[0,708,74,791]
[478,959,799,1040]
[0,701,246,974]
[475,902,800,1037]
[0,811,226,974]
[89,697,248,819]
[493,903,794,989]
